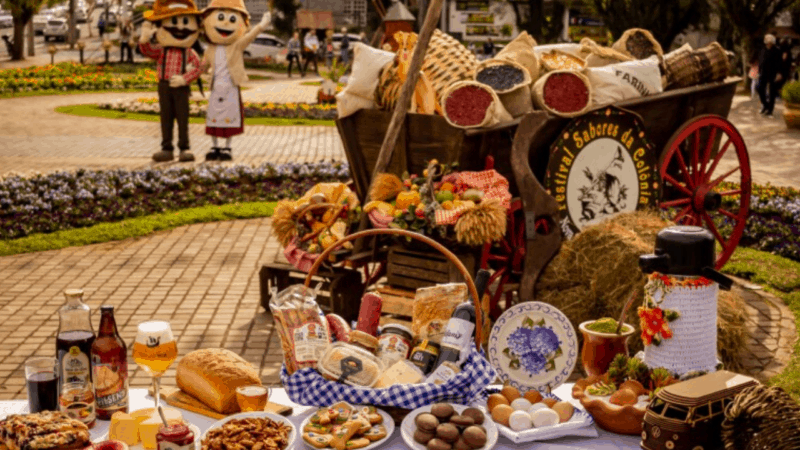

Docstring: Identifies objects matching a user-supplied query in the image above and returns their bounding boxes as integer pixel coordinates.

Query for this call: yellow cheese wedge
[130,407,183,450]
[109,411,139,446]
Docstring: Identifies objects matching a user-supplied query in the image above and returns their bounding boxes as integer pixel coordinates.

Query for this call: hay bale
[535,211,747,371]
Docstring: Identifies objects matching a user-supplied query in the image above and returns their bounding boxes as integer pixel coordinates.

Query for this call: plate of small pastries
[299,402,394,450]
[202,411,296,450]
[400,403,498,450]
[0,411,92,450]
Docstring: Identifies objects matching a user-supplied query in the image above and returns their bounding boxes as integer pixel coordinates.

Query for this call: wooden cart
[335,77,751,317]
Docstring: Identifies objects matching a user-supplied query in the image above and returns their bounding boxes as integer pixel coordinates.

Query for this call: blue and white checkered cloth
[280,345,496,409]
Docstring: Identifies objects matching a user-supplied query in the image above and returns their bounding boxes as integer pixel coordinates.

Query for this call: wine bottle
[431,269,490,371]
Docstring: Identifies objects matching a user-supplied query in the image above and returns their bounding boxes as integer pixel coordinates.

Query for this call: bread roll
[176,348,261,414]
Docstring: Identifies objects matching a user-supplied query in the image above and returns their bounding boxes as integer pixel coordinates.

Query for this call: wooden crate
[386,245,478,290]
[375,285,415,329]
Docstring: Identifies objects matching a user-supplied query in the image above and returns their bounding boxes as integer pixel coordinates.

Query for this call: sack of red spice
[442,80,512,129]
[475,59,533,117]
[532,70,593,118]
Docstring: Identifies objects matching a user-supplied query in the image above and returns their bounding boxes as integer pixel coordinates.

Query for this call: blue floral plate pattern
[489,301,578,392]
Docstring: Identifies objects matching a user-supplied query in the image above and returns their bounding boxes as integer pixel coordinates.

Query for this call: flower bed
[98,97,337,120]
[0,162,349,240]
[0,62,158,94]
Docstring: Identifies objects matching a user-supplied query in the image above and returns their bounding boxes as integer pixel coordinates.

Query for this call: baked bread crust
[0,411,90,450]
[176,348,261,414]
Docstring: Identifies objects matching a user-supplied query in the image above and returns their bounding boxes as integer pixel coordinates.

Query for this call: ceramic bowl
[572,377,648,435]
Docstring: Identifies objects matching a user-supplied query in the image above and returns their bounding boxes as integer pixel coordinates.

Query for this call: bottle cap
[64,289,84,297]
[100,305,115,313]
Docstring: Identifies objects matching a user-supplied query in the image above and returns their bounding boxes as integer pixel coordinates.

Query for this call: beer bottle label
[62,346,91,385]
[92,355,128,412]
[440,318,475,351]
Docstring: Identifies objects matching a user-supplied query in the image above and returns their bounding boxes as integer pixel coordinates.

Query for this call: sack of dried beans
[475,59,533,117]
[493,31,539,81]
[539,49,587,72]
[532,70,593,118]
[612,28,664,60]
[442,81,512,129]
[580,37,633,67]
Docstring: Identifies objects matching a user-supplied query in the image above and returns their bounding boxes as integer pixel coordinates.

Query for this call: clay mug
[579,320,636,377]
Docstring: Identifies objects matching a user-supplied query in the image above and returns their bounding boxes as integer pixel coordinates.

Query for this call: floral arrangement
[364,160,511,247]
[0,62,158,94]
[581,354,679,403]
[635,272,705,347]
[98,98,337,121]
[0,162,349,240]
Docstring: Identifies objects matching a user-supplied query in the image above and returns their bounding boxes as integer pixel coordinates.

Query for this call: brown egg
[609,388,638,406]
[619,380,646,397]
[551,401,574,423]
[501,386,521,403]
[490,404,514,427]
[487,393,509,412]
[523,390,543,404]
[541,398,558,408]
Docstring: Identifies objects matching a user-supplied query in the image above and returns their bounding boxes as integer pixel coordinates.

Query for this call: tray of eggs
[484,386,596,443]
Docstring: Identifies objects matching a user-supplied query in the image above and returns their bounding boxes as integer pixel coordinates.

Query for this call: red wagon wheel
[480,199,525,320]
[659,115,751,269]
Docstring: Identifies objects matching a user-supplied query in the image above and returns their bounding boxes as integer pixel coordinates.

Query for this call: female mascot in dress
[202,0,271,161]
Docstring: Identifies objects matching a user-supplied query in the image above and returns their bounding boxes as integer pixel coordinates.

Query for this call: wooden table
[0,384,643,449]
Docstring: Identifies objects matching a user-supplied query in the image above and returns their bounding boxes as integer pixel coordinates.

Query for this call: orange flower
[638,306,673,346]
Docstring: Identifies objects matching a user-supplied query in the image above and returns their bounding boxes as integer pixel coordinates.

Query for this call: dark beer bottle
[91,306,129,420]
[431,269,490,371]
[57,289,95,394]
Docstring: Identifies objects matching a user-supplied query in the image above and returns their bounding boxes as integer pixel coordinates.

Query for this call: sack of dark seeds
[612,28,664,60]
[475,59,533,117]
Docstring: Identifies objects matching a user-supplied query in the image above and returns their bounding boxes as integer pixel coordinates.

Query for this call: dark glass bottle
[57,289,95,394]
[91,306,129,420]
[431,269,490,371]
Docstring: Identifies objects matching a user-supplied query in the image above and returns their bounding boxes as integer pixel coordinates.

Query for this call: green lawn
[247,74,274,81]
[0,202,275,257]
[722,247,800,398]
[0,88,159,99]
[55,104,336,127]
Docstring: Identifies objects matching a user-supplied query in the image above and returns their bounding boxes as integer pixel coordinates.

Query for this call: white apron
[206,45,242,129]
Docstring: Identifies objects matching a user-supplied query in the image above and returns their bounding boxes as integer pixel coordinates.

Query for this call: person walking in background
[757,34,783,117]
[748,57,759,100]
[1,35,12,55]
[303,30,319,76]
[98,16,105,38]
[359,31,368,45]
[483,38,494,59]
[779,38,793,89]
[286,31,303,77]
[119,18,134,63]
[340,27,350,64]
[325,36,333,69]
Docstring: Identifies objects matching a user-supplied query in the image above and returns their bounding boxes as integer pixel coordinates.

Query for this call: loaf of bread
[176,348,261,414]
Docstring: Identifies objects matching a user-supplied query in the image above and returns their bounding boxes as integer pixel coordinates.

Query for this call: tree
[506,0,567,43]
[1,0,55,60]
[84,0,98,37]
[589,0,710,50]
[272,0,299,37]
[718,0,799,64]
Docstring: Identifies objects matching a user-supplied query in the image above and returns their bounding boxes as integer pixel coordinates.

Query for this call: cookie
[452,438,471,450]
[345,438,370,449]
[461,408,485,425]
[303,432,333,449]
[330,402,354,424]
[331,421,361,450]
[449,415,475,428]
[303,423,330,434]
[435,423,459,443]
[414,428,436,445]
[462,426,487,448]
[430,403,455,421]
[359,406,383,424]
[415,413,439,432]
[363,425,387,442]
[426,438,452,450]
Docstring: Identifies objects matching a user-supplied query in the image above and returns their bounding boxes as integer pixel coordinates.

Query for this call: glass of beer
[235,386,270,412]
[132,321,177,409]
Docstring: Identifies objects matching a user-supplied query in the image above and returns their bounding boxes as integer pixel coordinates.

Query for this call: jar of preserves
[59,380,96,429]
[377,324,413,367]
[157,423,195,450]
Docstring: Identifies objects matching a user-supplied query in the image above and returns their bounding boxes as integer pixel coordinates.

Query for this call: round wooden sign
[544,107,659,238]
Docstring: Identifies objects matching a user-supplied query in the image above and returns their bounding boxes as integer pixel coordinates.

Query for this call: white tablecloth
[0,384,642,450]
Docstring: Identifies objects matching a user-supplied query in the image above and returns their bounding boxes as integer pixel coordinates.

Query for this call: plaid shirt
[139,42,203,83]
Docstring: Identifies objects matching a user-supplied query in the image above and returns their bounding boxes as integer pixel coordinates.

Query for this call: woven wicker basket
[377,29,478,113]
[721,385,800,450]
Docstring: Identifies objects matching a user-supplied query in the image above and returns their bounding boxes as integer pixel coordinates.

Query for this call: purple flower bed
[0,162,349,240]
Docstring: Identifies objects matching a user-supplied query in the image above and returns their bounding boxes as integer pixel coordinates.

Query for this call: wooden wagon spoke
[663,173,693,196]
[660,198,691,208]
[673,145,696,189]
[708,165,740,189]
[701,213,726,247]
[692,129,701,184]
[703,138,732,183]
[699,126,718,183]
[719,189,742,197]
[673,205,692,223]
[718,208,739,220]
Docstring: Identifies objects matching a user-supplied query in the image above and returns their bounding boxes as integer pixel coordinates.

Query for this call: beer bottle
[431,269,490,371]
[57,289,95,394]
[91,306,129,419]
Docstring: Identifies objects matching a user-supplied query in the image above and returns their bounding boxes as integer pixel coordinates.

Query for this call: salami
[326,314,352,343]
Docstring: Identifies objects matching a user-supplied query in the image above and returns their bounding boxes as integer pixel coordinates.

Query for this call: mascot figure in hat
[139,0,204,162]
[201,0,271,161]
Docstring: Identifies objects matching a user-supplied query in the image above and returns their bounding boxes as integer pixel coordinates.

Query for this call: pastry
[303,423,330,434]
[329,402,354,424]
[330,421,361,450]
[449,415,475,428]
[415,413,439,432]
[363,425,387,442]
[430,403,455,422]
[426,438,452,450]
[176,348,261,414]
[303,432,333,449]
[414,429,436,445]
[460,408,484,425]
[452,438,471,450]
[461,426,487,448]
[435,423,459,443]
[344,438,370,449]
[0,411,91,450]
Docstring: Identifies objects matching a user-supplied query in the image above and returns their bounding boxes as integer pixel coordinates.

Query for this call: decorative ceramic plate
[488,301,578,392]
[96,423,202,450]
[203,412,297,450]
[400,404,498,450]
[482,393,597,443]
[298,406,394,450]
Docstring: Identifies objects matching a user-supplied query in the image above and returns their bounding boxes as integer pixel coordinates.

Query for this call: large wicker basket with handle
[280,228,496,422]
[721,384,800,450]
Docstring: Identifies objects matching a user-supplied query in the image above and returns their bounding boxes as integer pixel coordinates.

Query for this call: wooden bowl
[572,378,647,435]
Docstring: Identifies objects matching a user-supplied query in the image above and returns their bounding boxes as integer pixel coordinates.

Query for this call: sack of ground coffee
[612,28,664,60]
[586,55,663,106]
[580,37,633,67]
[532,70,593,118]
[494,31,539,81]
[475,59,533,117]
[442,80,512,129]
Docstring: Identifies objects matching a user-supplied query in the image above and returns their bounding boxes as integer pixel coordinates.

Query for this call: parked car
[33,14,51,34]
[99,11,117,27]
[331,32,360,52]
[0,14,12,29]
[74,7,87,23]
[243,33,285,60]
[44,18,80,41]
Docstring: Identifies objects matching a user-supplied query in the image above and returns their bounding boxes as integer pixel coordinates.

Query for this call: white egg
[527,403,548,416]
[508,410,532,431]
[510,398,532,411]
[531,408,560,428]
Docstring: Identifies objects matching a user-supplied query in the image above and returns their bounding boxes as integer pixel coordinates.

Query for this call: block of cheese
[109,412,139,446]
[176,348,261,414]
[129,407,183,450]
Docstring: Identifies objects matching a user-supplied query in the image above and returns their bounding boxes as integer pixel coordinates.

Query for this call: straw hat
[144,0,202,21]
[203,0,250,19]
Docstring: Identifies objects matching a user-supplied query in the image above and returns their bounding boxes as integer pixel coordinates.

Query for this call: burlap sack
[580,37,633,67]
[539,49,587,72]
[442,81,513,129]
[337,43,396,118]
[661,42,731,90]
[612,28,664,60]
[532,70,593,118]
[494,31,539,81]
[660,43,694,89]
[586,56,663,106]
[475,59,533,117]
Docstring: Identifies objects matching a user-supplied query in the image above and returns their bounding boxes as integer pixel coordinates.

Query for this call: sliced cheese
[109,411,139,446]
[130,407,183,450]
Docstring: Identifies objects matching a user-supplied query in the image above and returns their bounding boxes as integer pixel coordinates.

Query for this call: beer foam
[138,321,170,333]
[237,386,267,396]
